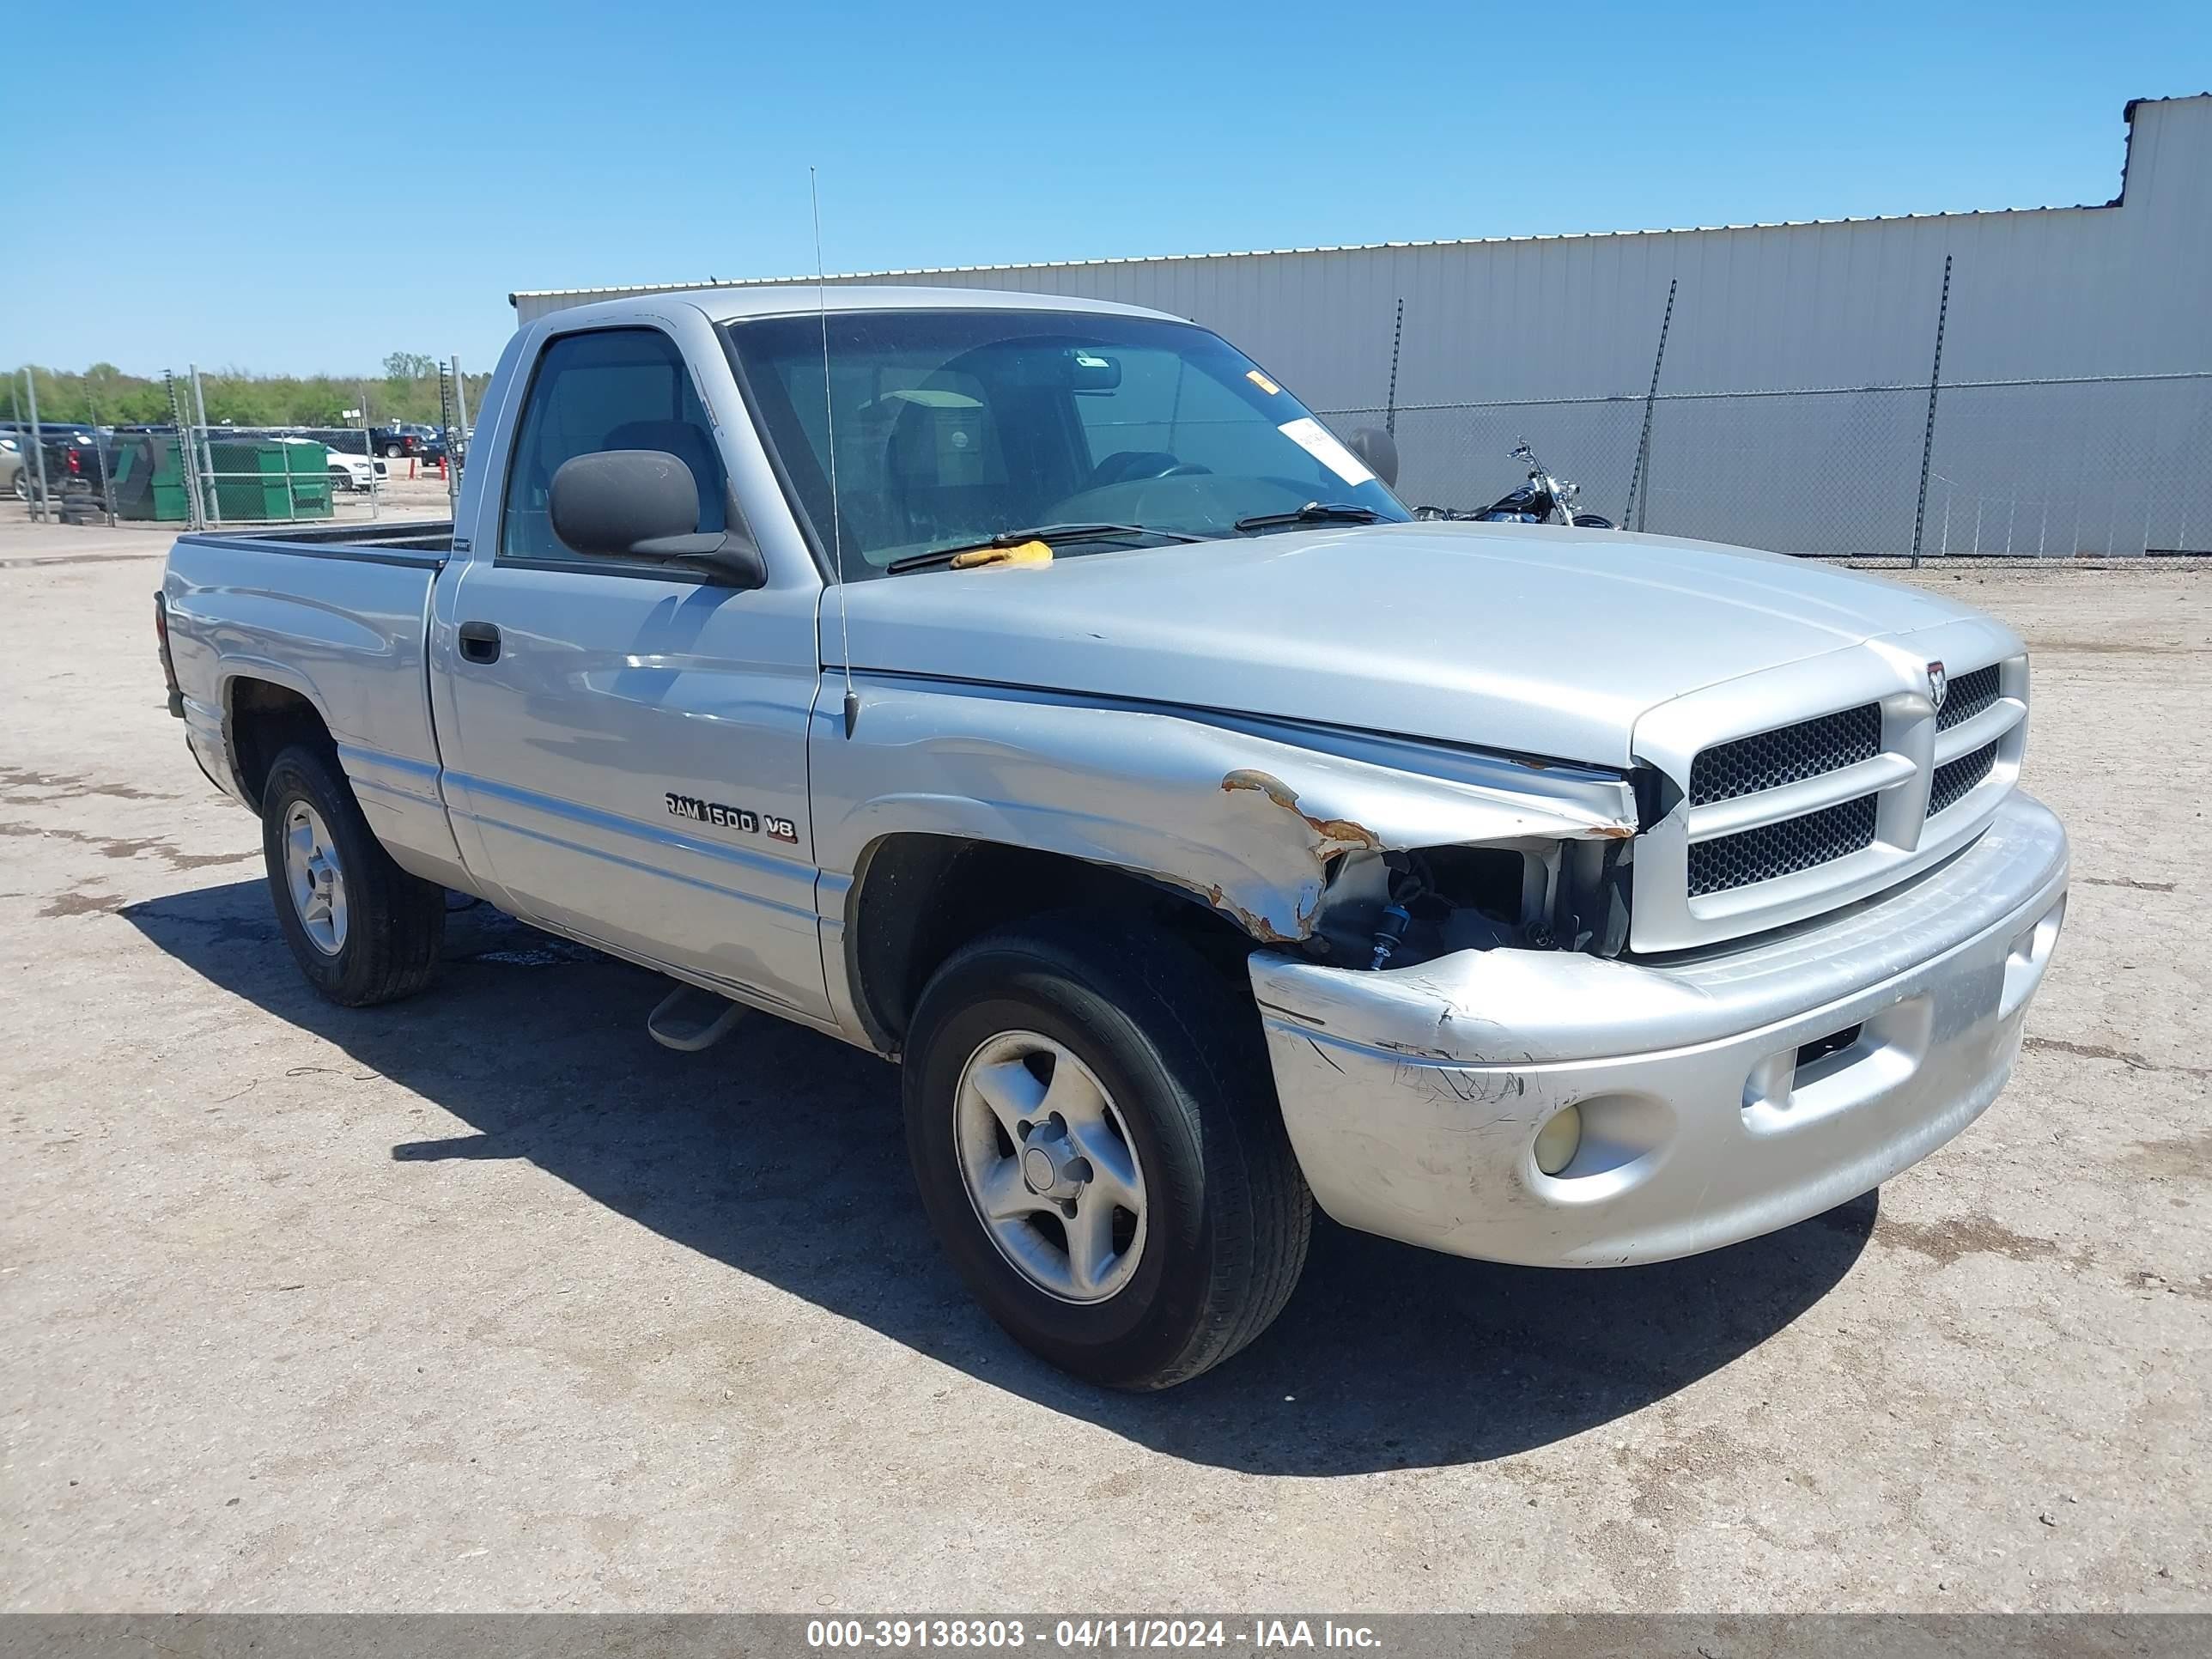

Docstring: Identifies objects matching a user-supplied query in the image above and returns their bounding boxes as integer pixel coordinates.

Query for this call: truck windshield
[725,310,1408,579]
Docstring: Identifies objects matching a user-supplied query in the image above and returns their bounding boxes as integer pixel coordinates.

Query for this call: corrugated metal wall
[513,97,2212,553]
[515,98,2207,392]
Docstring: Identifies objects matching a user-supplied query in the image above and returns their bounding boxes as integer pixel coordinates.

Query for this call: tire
[903,913,1311,1389]
[260,744,445,1006]
[383,442,403,459]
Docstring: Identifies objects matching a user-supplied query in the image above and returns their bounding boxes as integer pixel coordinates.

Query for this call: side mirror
[1346,426,1400,489]
[550,448,767,588]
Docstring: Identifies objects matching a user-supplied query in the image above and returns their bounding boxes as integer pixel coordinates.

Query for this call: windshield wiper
[884,522,1201,575]
[1231,501,1385,534]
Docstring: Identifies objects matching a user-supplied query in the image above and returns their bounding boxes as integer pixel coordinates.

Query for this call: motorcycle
[1416,440,1614,528]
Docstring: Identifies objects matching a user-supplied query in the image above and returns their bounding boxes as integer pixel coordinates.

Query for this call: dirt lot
[2,515,2206,1613]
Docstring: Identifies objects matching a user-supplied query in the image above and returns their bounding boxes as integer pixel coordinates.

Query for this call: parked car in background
[4,419,99,494]
[270,435,382,494]
[2,433,24,501]
[19,429,109,504]
[1,421,98,444]
[372,422,439,459]
[326,449,386,492]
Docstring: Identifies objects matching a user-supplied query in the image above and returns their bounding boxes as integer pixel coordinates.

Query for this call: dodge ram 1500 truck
[157,286,2069,1389]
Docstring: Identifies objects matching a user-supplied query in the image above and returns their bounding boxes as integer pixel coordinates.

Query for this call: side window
[499,327,728,562]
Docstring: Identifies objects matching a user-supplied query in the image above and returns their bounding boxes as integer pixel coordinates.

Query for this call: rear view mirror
[550,448,766,587]
[1347,426,1400,489]
[1070,350,1122,392]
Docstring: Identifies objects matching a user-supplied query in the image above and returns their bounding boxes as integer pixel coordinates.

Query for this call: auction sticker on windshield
[1277,416,1375,487]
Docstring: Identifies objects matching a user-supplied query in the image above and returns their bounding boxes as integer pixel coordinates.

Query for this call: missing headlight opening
[1309,836,1624,969]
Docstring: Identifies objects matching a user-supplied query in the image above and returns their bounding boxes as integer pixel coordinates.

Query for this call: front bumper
[1248,791,2069,1267]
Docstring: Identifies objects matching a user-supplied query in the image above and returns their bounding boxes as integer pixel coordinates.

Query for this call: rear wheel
[903,915,1310,1389]
[261,744,444,1006]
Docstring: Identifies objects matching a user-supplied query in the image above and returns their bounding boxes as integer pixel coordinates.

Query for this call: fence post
[190,363,222,528]
[438,360,458,511]
[450,356,471,514]
[4,377,20,520]
[1910,254,1953,568]
[451,357,471,453]
[85,391,116,526]
[1623,278,1676,532]
[164,370,206,532]
[1384,298,1403,438]
[23,368,55,523]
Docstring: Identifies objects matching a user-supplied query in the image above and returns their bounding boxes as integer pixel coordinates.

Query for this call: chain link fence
[16,349,2207,556]
[12,422,398,529]
[1321,370,2212,558]
[10,362,472,532]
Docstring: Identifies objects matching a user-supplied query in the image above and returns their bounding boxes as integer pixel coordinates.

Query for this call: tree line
[8,355,497,429]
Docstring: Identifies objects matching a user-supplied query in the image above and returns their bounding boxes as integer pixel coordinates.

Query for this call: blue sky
[8,1,2208,376]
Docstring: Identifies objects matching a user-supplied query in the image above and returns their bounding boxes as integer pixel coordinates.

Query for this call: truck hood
[834,520,1987,769]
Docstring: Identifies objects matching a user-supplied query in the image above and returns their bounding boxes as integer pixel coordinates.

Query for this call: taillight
[154,592,184,718]
[67,447,82,474]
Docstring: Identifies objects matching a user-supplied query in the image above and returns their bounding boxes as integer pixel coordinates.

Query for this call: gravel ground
[2,517,2205,1613]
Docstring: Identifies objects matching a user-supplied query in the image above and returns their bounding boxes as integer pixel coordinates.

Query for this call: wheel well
[848,835,1260,1052]
[227,678,336,812]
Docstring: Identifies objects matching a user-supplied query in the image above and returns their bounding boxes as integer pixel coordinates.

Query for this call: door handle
[457,621,501,664]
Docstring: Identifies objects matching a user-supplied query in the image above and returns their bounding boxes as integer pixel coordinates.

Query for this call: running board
[646,985,751,1053]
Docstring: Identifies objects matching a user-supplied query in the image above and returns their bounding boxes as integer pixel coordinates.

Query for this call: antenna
[812,167,860,739]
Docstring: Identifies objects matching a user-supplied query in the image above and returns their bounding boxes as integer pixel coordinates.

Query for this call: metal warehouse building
[514,94,2211,556]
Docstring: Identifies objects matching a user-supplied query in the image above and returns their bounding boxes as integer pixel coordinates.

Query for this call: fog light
[1533,1104,1583,1176]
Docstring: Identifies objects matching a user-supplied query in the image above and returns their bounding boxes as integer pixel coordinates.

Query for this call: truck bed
[172,518,457,561]
[163,517,467,889]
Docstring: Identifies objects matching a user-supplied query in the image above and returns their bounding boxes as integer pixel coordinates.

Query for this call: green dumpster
[100,433,191,523]
[205,439,334,522]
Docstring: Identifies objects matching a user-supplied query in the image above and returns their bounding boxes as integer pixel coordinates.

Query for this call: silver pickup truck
[157,286,2069,1388]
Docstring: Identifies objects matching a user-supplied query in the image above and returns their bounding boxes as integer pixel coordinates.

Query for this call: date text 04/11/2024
[804,1620,1383,1651]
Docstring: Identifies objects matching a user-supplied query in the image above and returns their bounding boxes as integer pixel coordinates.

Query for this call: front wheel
[261,744,445,1006]
[903,915,1311,1389]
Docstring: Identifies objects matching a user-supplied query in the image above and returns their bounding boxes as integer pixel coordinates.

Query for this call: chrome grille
[1929,740,1997,817]
[1688,704,1882,807]
[1687,794,1880,897]
[1634,646,2031,953]
[1937,664,2001,732]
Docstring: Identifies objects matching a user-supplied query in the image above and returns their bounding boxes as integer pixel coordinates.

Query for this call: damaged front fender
[811,678,1640,945]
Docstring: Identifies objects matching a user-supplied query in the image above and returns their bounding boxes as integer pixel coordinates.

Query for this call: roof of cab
[536,283,1185,331]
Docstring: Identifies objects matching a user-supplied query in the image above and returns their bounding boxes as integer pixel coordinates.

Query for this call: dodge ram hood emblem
[1928,659,1948,713]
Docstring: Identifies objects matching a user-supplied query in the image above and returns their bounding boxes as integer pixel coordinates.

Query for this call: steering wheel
[1086,450,1212,489]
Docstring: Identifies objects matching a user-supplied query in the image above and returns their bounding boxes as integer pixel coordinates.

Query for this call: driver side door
[434,323,831,1024]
